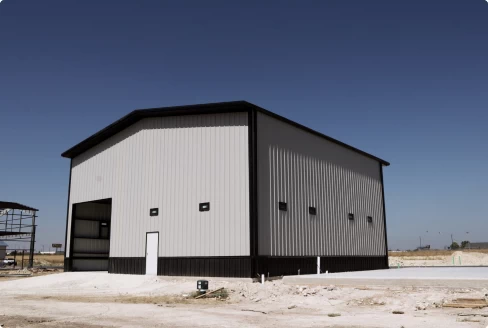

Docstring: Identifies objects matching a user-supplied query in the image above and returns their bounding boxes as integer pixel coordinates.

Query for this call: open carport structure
[0,201,38,267]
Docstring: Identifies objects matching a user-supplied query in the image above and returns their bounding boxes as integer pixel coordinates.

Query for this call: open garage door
[69,199,111,271]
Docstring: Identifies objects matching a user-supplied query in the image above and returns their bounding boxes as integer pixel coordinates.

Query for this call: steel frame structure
[0,202,38,268]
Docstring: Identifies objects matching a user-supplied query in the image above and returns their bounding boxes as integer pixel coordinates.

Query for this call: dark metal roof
[0,202,38,212]
[61,101,390,166]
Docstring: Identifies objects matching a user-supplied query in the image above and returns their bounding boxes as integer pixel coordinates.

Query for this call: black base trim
[109,257,146,275]
[256,256,388,277]
[64,258,71,272]
[158,257,251,278]
[104,256,386,278]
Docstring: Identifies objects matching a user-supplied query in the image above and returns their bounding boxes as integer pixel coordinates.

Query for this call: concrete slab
[283,267,488,288]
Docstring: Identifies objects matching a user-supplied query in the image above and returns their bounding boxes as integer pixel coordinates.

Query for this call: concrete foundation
[283,267,488,288]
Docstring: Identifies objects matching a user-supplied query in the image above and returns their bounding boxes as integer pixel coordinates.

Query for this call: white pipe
[261,274,264,284]
[317,256,321,274]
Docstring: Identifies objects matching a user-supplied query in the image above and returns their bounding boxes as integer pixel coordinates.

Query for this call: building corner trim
[248,108,258,278]
[63,159,72,271]
[379,163,389,268]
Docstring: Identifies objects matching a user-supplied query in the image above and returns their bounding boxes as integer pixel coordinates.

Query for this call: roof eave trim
[61,101,390,166]
[61,101,252,159]
[248,105,390,166]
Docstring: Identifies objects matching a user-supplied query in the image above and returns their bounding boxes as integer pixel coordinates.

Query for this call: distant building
[466,242,488,249]
[416,245,431,251]
[0,241,7,260]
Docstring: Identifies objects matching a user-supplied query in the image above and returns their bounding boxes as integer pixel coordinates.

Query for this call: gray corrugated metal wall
[257,112,386,257]
[72,259,109,271]
[72,238,110,255]
[67,113,250,258]
[75,202,111,220]
[73,220,100,238]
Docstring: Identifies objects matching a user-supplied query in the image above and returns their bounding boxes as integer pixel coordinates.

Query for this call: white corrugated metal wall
[257,112,386,257]
[67,112,250,258]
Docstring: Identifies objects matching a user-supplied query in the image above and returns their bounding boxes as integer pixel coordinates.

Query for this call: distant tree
[450,242,460,250]
[461,241,470,249]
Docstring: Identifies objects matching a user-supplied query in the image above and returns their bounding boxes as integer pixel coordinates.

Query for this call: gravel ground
[0,272,487,327]
[390,251,488,267]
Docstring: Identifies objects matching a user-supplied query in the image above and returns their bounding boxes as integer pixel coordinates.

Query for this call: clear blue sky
[1,1,487,251]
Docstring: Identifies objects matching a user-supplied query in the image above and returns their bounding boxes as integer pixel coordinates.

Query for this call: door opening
[69,199,111,271]
[146,232,159,275]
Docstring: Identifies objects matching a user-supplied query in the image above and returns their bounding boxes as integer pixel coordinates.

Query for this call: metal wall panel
[72,259,108,271]
[109,257,146,275]
[256,256,387,276]
[67,113,250,258]
[257,112,386,257]
[73,220,99,238]
[158,257,251,277]
[72,238,110,254]
[72,253,108,258]
[75,202,111,220]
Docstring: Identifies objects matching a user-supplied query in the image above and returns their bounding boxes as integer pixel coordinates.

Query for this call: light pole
[419,231,429,249]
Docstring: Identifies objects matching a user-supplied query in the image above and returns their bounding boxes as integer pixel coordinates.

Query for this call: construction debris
[195,287,225,299]
[457,313,488,317]
[0,274,32,277]
[241,309,268,314]
[457,318,481,323]
[443,298,488,309]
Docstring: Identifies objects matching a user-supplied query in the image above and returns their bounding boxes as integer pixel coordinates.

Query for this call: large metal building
[62,101,389,277]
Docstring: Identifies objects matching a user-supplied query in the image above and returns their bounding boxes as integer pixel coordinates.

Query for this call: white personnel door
[146,232,159,275]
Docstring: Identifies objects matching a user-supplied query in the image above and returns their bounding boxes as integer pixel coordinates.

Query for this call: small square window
[199,202,210,212]
[367,216,373,223]
[348,213,354,220]
[278,202,287,211]
[309,206,317,215]
[150,208,159,216]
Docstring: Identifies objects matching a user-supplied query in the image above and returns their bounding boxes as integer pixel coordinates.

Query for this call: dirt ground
[1,272,488,327]
[1,254,64,268]
[0,268,63,282]
[31,254,64,266]
[389,250,488,267]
